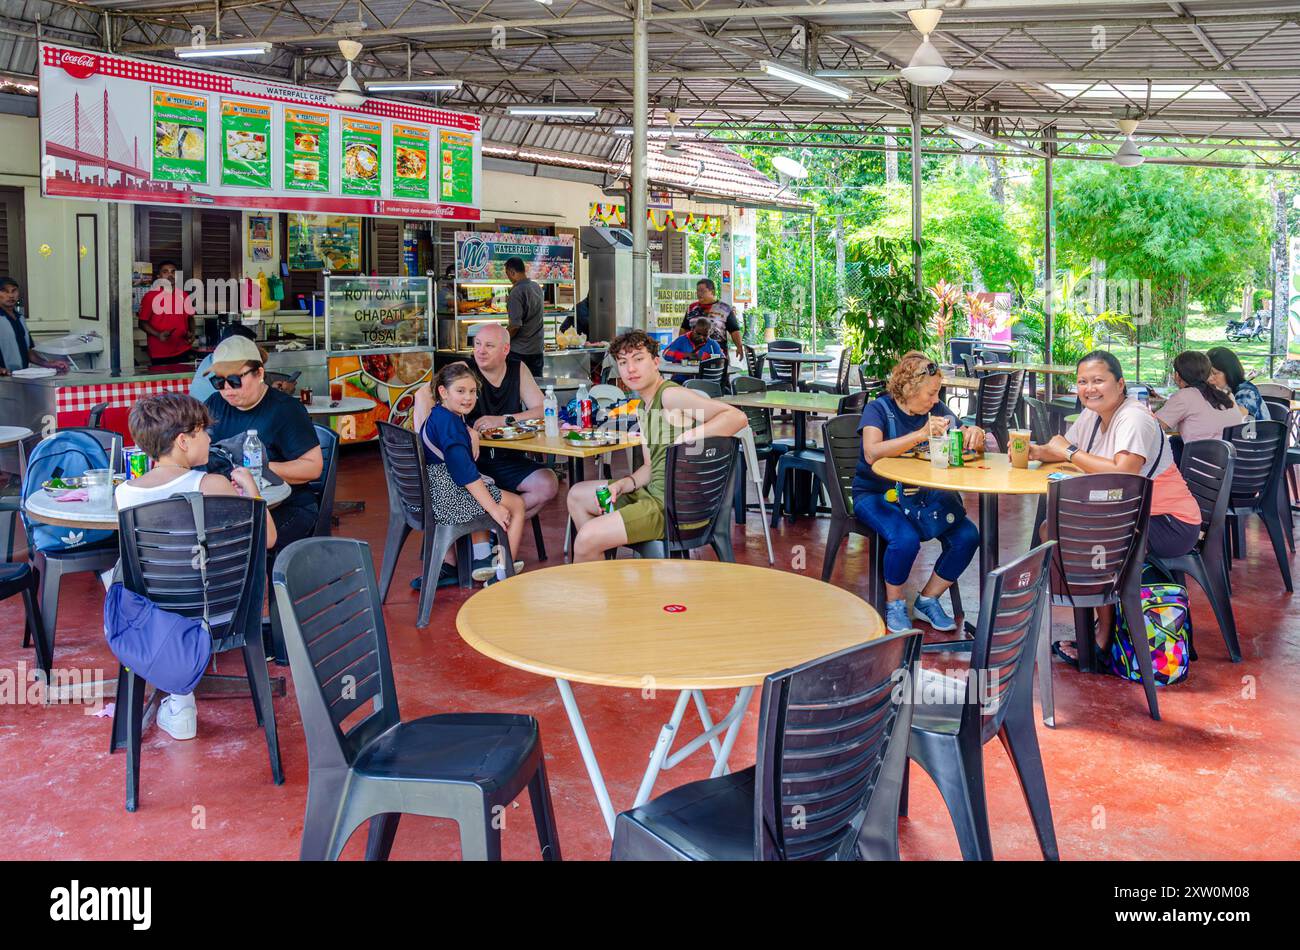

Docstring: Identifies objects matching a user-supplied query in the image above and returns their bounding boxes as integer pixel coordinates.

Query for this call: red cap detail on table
[663,604,687,613]
[55,50,98,79]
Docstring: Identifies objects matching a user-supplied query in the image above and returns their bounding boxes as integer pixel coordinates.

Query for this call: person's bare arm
[861,423,929,464]
[516,365,545,420]
[201,471,277,547]
[1030,435,1145,474]
[268,445,323,485]
[660,386,747,443]
[413,384,435,434]
[730,329,744,360]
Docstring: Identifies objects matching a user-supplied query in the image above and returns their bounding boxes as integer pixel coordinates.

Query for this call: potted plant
[929,278,964,363]
[843,237,936,382]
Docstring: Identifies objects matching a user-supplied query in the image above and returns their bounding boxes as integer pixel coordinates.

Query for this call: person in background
[1207,346,1266,422]
[505,256,545,377]
[139,261,196,366]
[114,392,276,740]
[568,330,747,562]
[853,351,984,635]
[661,316,724,383]
[1030,350,1201,657]
[203,334,322,648]
[560,296,590,338]
[1156,350,1248,443]
[190,323,261,403]
[679,278,742,362]
[0,277,69,374]
[412,361,527,586]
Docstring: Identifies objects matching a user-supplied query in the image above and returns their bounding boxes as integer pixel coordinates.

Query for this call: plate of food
[902,446,982,463]
[42,475,127,498]
[564,429,621,446]
[481,426,535,442]
[345,143,379,180]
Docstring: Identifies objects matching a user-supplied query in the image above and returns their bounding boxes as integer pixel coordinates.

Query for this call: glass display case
[324,274,432,355]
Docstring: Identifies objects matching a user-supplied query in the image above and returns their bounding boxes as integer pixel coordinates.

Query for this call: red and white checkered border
[56,378,192,416]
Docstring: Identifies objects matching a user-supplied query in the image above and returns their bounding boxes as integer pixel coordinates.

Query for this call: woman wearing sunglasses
[851,350,985,634]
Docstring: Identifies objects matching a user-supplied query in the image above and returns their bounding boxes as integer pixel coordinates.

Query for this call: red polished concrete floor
[2,442,1298,861]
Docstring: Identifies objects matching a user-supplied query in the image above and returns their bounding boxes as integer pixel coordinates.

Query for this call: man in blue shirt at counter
[0,277,69,374]
[661,316,723,383]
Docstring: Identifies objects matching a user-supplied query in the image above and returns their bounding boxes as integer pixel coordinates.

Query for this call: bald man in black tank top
[466,323,559,518]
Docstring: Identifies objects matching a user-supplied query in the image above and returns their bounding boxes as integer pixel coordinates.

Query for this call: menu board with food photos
[152,90,208,183]
[220,99,271,188]
[284,108,330,193]
[340,116,382,197]
[392,124,430,200]
[38,42,483,219]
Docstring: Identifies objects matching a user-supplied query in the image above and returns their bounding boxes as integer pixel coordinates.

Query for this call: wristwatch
[1065,443,1079,462]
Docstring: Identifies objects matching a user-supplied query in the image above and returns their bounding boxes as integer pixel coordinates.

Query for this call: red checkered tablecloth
[56,377,192,416]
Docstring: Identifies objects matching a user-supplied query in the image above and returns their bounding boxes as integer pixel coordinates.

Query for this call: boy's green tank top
[637,379,688,505]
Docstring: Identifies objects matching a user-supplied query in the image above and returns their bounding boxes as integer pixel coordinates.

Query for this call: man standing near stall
[678,278,743,363]
[0,277,69,374]
[504,256,545,378]
[139,261,197,366]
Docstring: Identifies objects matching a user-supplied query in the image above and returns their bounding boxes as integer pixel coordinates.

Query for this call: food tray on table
[42,475,126,498]
[481,426,535,442]
[563,428,622,446]
[901,446,982,463]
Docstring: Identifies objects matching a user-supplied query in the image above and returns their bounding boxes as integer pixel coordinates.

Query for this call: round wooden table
[872,453,1078,640]
[457,559,885,836]
[0,426,33,447]
[24,478,292,530]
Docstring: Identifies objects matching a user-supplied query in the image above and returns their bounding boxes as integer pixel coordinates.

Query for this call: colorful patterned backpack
[1108,583,1191,686]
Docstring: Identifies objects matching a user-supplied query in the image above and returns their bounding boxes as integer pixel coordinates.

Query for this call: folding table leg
[689,690,724,761]
[633,690,693,808]
[708,687,754,778]
[554,678,618,837]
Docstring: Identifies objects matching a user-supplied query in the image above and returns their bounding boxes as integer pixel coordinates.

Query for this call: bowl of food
[564,429,621,446]
[481,426,533,442]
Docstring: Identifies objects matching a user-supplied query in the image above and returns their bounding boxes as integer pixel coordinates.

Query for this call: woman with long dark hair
[1206,346,1266,422]
[1156,350,1248,443]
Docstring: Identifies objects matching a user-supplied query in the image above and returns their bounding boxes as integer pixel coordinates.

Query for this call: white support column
[1044,128,1056,382]
[810,213,818,352]
[631,0,650,330]
[910,87,924,290]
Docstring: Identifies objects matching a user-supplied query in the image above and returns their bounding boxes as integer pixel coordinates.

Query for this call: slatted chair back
[753,632,922,861]
[1222,420,1286,510]
[376,420,429,532]
[663,437,739,551]
[1046,472,1151,606]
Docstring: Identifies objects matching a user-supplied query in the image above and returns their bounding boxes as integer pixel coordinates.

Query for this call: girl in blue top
[413,362,526,584]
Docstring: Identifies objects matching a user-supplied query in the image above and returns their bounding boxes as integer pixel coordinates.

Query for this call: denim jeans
[852,491,979,587]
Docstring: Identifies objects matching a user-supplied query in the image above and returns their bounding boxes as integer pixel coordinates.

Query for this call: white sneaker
[157,693,197,740]
[470,560,524,582]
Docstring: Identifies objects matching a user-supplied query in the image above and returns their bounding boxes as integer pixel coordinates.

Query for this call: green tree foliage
[842,237,935,380]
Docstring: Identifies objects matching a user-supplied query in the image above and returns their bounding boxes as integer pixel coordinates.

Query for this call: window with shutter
[198,211,237,281]
[372,218,401,275]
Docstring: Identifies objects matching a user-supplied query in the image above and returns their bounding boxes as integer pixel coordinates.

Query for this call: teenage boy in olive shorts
[567,329,747,562]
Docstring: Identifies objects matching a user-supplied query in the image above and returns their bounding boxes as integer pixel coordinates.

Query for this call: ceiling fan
[1113,118,1146,167]
[334,38,366,107]
[660,111,687,157]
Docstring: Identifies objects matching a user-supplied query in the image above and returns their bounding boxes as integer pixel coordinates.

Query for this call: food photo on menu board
[220,99,271,188]
[392,124,431,200]
[439,129,474,204]
[284,107,330,192]
[341,116,382,197]
[153,89,208,183]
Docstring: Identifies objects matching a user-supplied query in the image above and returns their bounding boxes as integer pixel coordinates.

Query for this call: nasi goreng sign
[37,43,483,220]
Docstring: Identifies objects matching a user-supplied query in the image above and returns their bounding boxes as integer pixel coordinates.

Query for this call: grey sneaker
[913,594,957,632]
[885,599,913,634]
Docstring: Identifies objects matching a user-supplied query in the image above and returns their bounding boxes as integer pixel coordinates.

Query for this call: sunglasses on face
[211,368,259,391]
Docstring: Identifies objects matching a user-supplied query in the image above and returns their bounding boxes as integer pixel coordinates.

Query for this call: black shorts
[1148,514,1199,559]
[478,450,549,492]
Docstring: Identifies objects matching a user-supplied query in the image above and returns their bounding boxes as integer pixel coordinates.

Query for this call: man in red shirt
[139,260,196,365]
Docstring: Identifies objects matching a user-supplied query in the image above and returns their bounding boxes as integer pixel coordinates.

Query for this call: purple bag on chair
[103,584,211,695]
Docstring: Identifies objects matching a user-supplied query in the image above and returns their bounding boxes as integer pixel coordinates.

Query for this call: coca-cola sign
[56,50,98,79]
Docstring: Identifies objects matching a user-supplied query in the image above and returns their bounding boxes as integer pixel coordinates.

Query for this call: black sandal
[1050,640,1079,669]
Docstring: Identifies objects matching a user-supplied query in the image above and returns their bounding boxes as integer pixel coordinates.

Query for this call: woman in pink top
[1156,350,1247,443]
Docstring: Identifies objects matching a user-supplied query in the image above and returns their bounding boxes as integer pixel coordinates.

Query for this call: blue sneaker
[913,594,957,632]
[885,599,913,634]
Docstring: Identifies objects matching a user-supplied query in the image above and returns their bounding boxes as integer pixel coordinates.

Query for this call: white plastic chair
[736,425,775,565]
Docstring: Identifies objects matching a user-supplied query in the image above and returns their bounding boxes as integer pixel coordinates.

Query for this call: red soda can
[579,397,593,428]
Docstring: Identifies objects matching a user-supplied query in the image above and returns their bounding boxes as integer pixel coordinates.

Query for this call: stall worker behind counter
[505,256,545,378]
[139,261,197,366]
[0,277,69,374]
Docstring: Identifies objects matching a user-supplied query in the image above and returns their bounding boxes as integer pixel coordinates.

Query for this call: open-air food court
[1,0,1298,888]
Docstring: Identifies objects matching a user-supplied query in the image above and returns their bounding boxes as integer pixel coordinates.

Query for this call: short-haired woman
[852,351,984,634]
[1156,350,1248,442]
[1029,351,1202,655]
[115,392,276,741]
[412,361,526,585]
[1207,346,1266,422]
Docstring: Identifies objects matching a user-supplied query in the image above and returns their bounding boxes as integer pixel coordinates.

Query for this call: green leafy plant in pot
[843,236,936,382]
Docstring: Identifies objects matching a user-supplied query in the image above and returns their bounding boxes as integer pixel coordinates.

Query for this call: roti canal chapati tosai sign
[37,41,482,218]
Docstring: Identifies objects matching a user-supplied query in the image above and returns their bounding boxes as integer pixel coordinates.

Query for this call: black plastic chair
[697,356,728,393]
[309,424,340,538]
[770,445,826,524]
[837,390,869,416]
[731,375,765,395]
[902,542,1059,861]
[949,337,980,372]
[375,421,515,629]
[742,343,765,380]
[962,371,1016,451]
[86,402,110,428]
[626,437,739,562]
[611,632,922,861]
[1,562,50,681]
[1260,403,1294,552]
[1041,472,1157,722]
[1147,439,1240,662]
[1221,420,1291,592]
[731,400,786,523]
[818,414,964,623]
[764,339,803,389]
[807,348,852,396]
[112,493,282,811]
[272,537,561,861]
[684,378,722,398]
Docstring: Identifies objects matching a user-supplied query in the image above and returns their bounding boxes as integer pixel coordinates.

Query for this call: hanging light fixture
[334,39,366,108]
[901,7,952,88]
[1113,119,1146,167]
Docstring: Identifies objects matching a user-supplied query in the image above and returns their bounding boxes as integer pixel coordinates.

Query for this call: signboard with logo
[324,274,432,354]
[37,42,482,219]
[454,232,575,283]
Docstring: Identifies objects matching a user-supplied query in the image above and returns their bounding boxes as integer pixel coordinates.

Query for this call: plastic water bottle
[243,429,265,486]
[576,383,592,428]
[543,386,559,437]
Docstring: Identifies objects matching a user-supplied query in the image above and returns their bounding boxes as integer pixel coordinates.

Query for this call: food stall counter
[0,367,197,439]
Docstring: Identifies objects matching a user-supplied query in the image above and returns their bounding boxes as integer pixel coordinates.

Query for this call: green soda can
[127,448,150,479]
[596,484,614,513]
[949,428,964,467]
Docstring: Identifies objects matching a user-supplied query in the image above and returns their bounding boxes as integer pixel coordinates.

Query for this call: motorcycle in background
[1225,309,1272,343]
